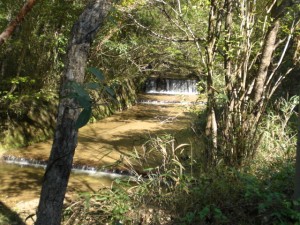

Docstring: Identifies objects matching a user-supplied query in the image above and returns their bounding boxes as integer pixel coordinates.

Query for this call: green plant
[241,163,300,224]
[63,180,133,225]
[255,96,299,165]
[62,123,298,225]
[66,67,116,129]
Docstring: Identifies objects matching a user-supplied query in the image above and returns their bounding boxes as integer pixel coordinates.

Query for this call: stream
[0,78,201,223]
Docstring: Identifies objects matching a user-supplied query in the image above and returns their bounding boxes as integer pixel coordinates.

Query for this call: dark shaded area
[0,163,43,198]
[0,99,57,148]
[0,201,26,225]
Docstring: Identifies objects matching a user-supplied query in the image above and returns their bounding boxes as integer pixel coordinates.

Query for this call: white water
[2,155,128,178]
[145,78,198,95]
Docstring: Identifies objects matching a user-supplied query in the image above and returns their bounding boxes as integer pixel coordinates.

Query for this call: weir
[2,155,127,178]
[144,78,198,95]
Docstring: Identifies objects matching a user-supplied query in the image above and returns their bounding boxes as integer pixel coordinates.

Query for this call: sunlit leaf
[175,143,190,151]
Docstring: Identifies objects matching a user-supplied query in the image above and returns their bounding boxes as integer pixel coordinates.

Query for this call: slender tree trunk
[35,1,111,224]
[204,0,222,164]
[253,19,280,104]
[224,0,232,96]
[294,90,300,208]
[0,0,37,45]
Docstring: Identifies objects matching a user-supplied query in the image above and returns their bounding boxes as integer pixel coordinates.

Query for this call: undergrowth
[62,96,300,225]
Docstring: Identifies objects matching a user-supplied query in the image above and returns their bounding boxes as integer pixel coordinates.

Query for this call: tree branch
[0,0,37,45]
[126,13,204,43]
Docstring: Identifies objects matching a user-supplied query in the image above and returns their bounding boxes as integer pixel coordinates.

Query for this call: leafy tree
[0,0,85,147]
[203,0,299,165]
[129,0,299,166]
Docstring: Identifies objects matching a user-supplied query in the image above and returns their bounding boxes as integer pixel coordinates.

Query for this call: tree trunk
[253,19,279,104]
[35,1,111,224]
[204,0,222,164]
[224,0,232,96]
[0,0,37,45]
[294,91,300,207]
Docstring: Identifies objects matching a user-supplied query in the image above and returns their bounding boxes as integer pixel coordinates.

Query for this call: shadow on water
[0,201,26,225]
[0,163,42,199]
[1,104,198,173]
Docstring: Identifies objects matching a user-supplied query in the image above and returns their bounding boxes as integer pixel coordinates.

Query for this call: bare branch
[126,13,204,43]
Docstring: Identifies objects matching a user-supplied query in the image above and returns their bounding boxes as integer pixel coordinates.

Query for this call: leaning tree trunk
[252,19,280,105]
[35,1,111,224]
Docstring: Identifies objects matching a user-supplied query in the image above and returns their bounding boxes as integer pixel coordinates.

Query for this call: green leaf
[104,86,115,97]
[143,167,156,172]
[199,206,210,220]
[66,81,89,97]
[85,82,101,90]
[87,67,105,82]
[76,94,92,109]
[76,107,92,129]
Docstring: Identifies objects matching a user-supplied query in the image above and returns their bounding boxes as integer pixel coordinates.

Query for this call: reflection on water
[0,162,114,208]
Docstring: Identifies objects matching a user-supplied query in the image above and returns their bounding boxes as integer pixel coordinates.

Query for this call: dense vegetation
[0,0,300,224]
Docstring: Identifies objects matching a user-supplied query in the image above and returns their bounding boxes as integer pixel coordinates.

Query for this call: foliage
[0,0,86,148]
[63,110,299,224]
[0,0,299,222]
[256,96,299,162]
[104,0,300,167]
[66,67,116,129]
[63,183,132,225]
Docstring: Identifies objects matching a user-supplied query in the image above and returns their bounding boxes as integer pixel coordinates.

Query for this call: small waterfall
[144,78,198,95]
[1,155,130,178]
[2,155,47,168]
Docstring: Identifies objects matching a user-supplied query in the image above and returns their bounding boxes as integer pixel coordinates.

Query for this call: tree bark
[204,0,222,164]
[224,0,232,96]
[252,0,295,104]
[253,19,279,104]
[294,91,300,208]
[35,1,111,224]
[0,0,37,45]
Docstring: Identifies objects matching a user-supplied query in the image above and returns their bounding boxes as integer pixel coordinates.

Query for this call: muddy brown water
[0,163,114,224]
[0,94,201,223]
